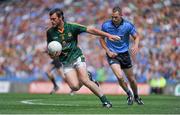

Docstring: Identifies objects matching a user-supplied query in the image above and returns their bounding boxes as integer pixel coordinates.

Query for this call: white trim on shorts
[62,56,86,74]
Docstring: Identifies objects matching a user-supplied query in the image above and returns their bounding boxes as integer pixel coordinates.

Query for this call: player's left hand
[109,35,121,41]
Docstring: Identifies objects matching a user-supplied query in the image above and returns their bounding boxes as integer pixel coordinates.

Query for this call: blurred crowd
[0,0,179,85]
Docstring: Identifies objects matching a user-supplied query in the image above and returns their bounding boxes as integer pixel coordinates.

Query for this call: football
[48,41,62,54]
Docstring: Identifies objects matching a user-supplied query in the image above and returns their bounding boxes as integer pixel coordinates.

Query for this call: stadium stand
[0,0,179,87]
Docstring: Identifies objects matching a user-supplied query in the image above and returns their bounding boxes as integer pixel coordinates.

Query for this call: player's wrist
[106,33,112,38]
[106,49,110,53]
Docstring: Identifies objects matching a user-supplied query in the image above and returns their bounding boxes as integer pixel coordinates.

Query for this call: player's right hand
[107,50,117,58]
[48,51,61,59]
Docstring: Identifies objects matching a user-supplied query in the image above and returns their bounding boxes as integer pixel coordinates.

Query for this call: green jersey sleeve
[70,23,87,34]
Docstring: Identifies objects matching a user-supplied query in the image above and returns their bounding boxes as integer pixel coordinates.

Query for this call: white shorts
[62,56,86,74]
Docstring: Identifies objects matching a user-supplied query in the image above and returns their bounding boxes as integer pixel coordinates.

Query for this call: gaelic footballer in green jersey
[47,22,86,65]
[46,8,120,108]
[46,23,99,94]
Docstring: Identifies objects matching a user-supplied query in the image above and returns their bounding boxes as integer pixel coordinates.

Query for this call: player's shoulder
[102,20,111,26]
[46,27,55,33]
[102,20,112,29]
[67,22,85,27]
[123,19,135,27]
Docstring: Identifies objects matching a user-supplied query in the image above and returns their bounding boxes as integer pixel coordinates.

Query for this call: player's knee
[70,86,80,91]
[129,77,136,84]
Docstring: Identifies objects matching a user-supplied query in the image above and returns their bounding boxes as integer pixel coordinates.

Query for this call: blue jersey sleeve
[129,24,137,36]
[101,23,106,32]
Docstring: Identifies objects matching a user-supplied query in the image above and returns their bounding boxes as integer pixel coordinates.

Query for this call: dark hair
[112,6,122,13]
[49,8,64,20]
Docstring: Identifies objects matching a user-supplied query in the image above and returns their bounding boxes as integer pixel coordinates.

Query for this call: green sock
[99,95,108,103]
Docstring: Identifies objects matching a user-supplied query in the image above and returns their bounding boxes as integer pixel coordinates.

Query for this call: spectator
[0,0,179,84]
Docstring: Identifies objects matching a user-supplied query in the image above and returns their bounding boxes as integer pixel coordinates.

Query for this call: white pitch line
[21,99,80,107]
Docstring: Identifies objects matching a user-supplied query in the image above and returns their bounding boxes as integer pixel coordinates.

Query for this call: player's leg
[110,64,133,105]
[87,71,99,86]
[77,67,112,108]
[123,68,144,105]
[118,51,144,105]
[46,71,59,94]
[75,64,112,108]
[60,67,98,94]
[47,59,66,94]
[56,67,66,79]
[107,54,133,105]
[45,62,59,94]
[63,67,82,91]
[57,68,76,95]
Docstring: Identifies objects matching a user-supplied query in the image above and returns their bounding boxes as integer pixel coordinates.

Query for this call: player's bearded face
[112,11,122,26]
[50,13,63,27]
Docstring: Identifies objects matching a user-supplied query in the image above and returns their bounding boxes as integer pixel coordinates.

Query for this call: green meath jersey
[46,22,87,65]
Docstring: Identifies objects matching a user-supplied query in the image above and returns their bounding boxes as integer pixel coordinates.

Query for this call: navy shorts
[106,51,132,69]
[51,59,62,70]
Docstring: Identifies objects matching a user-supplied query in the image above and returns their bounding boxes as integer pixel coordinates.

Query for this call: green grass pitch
[0,93,180,114]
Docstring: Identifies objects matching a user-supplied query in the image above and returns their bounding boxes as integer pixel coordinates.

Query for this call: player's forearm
[134,36,140,47]
[87,27,111,38]
[132,34,140,47]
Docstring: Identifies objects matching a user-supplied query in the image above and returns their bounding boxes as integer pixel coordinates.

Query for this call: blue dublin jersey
[101,19,137,53]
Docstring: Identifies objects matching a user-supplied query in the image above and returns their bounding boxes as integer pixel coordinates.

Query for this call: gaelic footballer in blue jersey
[100,6,144,105]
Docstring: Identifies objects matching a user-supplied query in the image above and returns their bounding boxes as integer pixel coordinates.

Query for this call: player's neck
[57,22,64,33]
[113,18,123,27]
